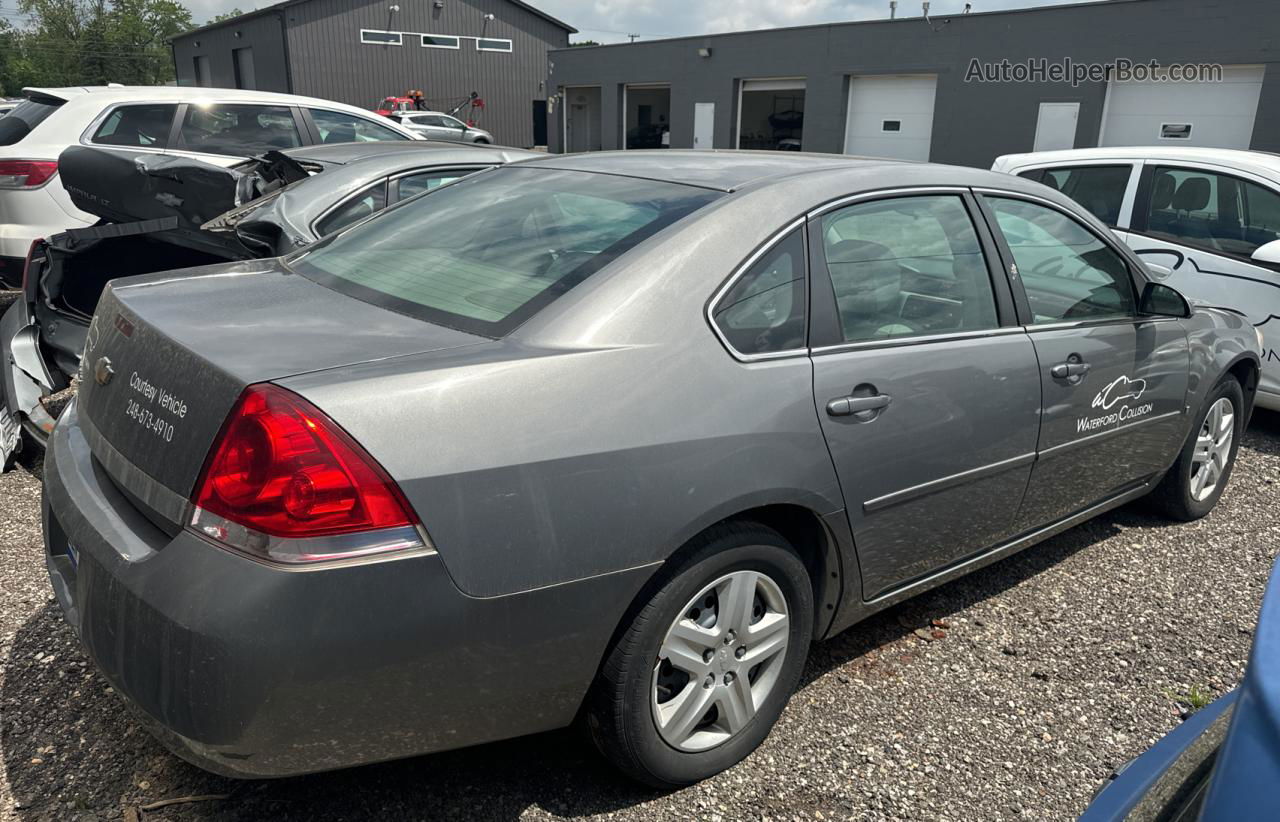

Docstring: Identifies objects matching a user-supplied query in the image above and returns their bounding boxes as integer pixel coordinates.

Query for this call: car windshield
[292,167,721,336]
[0,99,62,146]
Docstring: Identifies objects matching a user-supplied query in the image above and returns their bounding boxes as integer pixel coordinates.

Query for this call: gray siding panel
[547,0,1280,166]
[170,0,568,148]
[172,14,291,93]
[284,0,566,147]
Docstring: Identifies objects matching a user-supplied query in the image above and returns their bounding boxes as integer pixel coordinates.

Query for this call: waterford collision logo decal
[1092,375,1147,411]
[1078,375,1153,433]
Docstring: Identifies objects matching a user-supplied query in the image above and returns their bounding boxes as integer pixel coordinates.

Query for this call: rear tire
[586,522,813,788]
[1149,376,1243,521]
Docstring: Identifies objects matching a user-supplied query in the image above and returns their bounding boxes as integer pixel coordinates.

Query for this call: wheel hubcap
[651,570,790,752]
[1190,397,1234,502]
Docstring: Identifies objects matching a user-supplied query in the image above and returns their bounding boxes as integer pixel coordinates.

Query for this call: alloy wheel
[651,570,790,752]
[1190,397,1235,502]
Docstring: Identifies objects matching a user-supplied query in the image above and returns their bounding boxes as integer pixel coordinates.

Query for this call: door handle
[1050,361,1091,379]
[827,394,892,417]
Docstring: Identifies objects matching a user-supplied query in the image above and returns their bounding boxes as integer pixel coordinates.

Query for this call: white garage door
[1099,65,1264,149]
[844,74,937,161]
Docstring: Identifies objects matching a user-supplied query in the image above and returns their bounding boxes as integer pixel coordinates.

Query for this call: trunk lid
[76,260,484,510]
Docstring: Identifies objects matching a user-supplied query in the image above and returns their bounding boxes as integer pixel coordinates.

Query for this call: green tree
[209,7,243,23]
[2,0,193,92]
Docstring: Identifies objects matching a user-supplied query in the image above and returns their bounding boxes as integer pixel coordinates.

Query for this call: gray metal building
[170,0,574,148]
[548,0,1280,167]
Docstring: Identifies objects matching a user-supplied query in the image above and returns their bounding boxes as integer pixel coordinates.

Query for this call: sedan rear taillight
[190,383,427,564]
[0,160,58,189]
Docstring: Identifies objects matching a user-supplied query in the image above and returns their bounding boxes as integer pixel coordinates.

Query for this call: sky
[176,0,1086,40]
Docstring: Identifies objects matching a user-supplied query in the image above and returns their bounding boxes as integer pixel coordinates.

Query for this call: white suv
[993,146,1280,410]
[0,86,422,286]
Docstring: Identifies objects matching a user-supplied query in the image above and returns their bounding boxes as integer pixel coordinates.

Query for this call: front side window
[1039,165,1132,226]
[1145,166,1280,259]
[819,195,998,344]
[315,183,388,237]
[988,196,1135,323]
[712,229,806,355]
[310,109,410,143]
[293,168,720,336]
[178,104,302,156]
[91,104,176,148]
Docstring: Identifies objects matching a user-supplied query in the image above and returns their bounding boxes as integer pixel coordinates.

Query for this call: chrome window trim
[806,185,969,220]
[809,326,1026,356]
[1022,315,1181,333]
[706,216,810,363]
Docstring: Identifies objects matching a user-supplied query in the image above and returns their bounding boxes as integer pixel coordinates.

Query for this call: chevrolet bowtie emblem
[94,356,115,387]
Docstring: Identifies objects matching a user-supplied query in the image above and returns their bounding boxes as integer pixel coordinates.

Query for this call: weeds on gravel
[1165,684,1215,713]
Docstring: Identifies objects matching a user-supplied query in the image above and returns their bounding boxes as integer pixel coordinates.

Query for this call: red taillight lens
[0,160,58,188]
[192,384,419,541]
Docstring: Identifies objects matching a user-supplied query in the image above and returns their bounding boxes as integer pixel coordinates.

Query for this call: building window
[476,38,512,52]
[422,34,460,48]
[1160,123,1193,140]
[192,55,211,87]
[882,119,901,132]
[361,29,402,45]
[233,47,256,90]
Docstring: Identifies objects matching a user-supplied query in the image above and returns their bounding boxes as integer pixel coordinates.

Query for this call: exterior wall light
[697,47,712,58]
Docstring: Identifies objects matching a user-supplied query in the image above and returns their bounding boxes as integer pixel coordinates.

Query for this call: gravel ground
[1,413,1278,822]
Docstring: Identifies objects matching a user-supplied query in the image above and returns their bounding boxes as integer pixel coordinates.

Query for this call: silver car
[42,151,1260,787]
[388,110,495,143]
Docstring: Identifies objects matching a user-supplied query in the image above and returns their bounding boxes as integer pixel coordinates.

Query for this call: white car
[0,86,422,287]
[993,147,1280,410]
[387,110,495,144]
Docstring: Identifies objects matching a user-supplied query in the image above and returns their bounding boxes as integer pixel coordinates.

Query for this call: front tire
[587,523,814,787]
[1150,376,1244,520]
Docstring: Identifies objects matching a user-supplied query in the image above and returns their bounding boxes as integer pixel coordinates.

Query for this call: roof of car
[994,146,1280,176]
[21,85,386,113]
[283,140,506,166]
[297,145,540,178]
[522,150,911,192]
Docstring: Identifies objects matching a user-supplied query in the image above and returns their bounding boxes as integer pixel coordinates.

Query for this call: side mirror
[1139,282,1191,318]
[1251,239,1280,266]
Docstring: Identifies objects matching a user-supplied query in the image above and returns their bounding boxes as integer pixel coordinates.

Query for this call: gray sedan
[42,151,1260,787]
[388,110,495,144]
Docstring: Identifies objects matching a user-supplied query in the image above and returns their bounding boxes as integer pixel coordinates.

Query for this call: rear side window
[91,104,176,148]
[1145,166,1280,258]
[310,109,410,143]
[394,168,484,201]
[712,229,806,355]
[818,195,999,343]
[293,167,720,337]
[1039,165,1132,226]
[315,183,388,237]
[988,196,1135,323]
[0,99,62,146]
[178,104,302,156]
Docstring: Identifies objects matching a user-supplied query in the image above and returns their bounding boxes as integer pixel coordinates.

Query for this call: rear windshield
[292,167,720,336]
[0,99,62,146]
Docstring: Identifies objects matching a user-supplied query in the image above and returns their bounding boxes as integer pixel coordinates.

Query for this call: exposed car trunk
[77,263,484,505]
[29,146,315,381]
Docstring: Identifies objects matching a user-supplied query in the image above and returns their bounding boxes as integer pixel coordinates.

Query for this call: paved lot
[2,412,1278,821]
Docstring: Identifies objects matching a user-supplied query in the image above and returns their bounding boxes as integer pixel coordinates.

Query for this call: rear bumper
[44,401,654,777]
